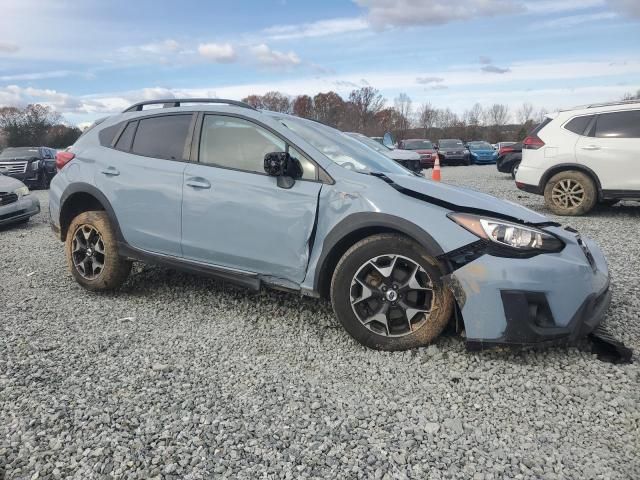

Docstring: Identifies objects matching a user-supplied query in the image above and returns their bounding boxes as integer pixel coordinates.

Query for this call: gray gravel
[1,165,639,479]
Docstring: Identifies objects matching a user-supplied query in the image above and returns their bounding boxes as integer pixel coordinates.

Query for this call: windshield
[273,115,409,175]
[439,139,464,149]
[344,133,392,153]
[0,147,39,159]
[467,141,493,150]
[402,140,433,150]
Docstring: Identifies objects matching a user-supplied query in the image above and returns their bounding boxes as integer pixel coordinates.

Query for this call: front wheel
[330,234,453,351]
[65,210,131,291]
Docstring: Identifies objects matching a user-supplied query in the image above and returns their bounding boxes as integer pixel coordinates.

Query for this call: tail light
[56,151,75,170]
[499,146,514,155]
[523,135,545,150]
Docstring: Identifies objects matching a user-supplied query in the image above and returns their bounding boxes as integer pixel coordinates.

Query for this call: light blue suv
[49,99,611,351]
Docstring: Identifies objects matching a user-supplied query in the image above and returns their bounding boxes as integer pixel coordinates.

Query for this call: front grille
[0,161,28,174]
[420,154,431,160]
[0,192,18,206]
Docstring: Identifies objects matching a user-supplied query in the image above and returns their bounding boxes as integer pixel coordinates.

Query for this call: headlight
[14,186,30,197]
[448,213,564,252]
[31,160,40,170]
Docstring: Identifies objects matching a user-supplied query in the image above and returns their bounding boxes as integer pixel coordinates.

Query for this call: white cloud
[533,11,618,29]
[606,0,640,17]
[263,17,369,40]
[250,44,301,68]
[0,70,75,82]
[479,56,492,65]
[116,39,184,64]
[0,41,20,53]
[355,0,522,27]
[481,65,511,74]
[197,43,237,63]
[525,0,606,14]
[416,76,444,84]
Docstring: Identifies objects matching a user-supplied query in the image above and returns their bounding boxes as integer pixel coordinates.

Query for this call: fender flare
[312,212,445,293]
[59,182,125,242]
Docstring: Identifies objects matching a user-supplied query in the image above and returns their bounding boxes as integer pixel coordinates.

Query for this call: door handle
[185,177,211,189]
[581,145,601,151]
[101,166,120,176]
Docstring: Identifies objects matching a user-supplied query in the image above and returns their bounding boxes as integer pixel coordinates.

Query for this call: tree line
[0,104,82,149]
[243,87,640,144]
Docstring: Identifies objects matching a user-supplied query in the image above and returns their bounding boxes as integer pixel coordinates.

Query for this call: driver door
[181,114,322,283]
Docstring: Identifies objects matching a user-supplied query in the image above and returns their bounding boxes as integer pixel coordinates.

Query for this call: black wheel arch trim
[312,212,446,294]
[539,163,603,198]
[58,182,124,242]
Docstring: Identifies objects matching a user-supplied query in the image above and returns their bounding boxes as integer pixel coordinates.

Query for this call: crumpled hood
[385,149,421,161]
[385,173,549,224]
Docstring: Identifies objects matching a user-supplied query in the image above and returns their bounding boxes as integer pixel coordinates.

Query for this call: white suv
[516,101,640,215]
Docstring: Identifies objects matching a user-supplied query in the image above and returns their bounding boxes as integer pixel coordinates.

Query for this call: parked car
[466,141,499,165]
[436,139,470,165]
[517,100,640,215]
[496,142,522,178]
[0,172,40,226]
[398,138,438,169]
[344,132,422,173]
[370,136,384,145]
[0,146,58,189]
[50,98,610,352]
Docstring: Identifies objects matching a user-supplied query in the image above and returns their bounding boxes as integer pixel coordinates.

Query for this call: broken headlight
[448,213,564,253]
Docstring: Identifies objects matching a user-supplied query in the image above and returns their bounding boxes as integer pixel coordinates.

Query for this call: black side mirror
[264,151,302,189]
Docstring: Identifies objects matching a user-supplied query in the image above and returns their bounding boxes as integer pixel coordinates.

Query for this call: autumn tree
[0,104,61,146]
[292,95,314,118]
[241,94,264,109]
[261,91,290,113]
[313,91,344,127]
[347,87,385,132]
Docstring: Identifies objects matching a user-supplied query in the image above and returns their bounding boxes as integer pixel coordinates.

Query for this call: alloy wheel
[71,224,106,279]
[350,254,435,337]
[551,178,585,209]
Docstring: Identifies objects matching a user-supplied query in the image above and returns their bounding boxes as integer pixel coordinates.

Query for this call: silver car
[344,132,422,173]
[0,172,40,227]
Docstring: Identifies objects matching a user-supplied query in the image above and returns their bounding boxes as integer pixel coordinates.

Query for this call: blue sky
[1,0,639,126]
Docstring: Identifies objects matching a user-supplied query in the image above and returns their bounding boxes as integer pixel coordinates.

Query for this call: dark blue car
[467,141,498,165]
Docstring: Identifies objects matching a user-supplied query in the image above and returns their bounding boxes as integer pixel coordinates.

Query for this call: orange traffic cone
[432,155,441,182]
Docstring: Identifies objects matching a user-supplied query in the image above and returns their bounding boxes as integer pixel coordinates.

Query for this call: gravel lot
[1,165,638,479]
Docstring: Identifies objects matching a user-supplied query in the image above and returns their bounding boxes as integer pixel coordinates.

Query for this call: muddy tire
[65,210,131,291]
[543,170,597,216]
[511,161,520,179]
[330,233,453,351]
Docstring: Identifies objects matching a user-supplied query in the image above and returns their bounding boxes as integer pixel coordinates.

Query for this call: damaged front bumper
[444,227,611,350]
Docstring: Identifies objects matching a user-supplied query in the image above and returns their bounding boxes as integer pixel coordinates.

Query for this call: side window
[115,122,137,151]
[564,115,593,135]
[199,115,317,180]
[131,114,192,160]
[595,110,640,138]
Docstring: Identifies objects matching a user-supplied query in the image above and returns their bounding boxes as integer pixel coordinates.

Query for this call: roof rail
[585,99,639,109]
[122,98,257,113]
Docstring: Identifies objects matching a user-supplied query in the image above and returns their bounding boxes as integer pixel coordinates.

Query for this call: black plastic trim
[123,98,257,113]
[601,189,640,200]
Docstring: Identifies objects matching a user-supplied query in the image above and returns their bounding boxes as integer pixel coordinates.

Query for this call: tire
[330,233,453,351]
[511,161,520,179]
[543,170,597,216]
[65,210,131,291]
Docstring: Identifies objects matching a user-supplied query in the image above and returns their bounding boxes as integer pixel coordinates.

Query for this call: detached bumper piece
[588,325,633,364]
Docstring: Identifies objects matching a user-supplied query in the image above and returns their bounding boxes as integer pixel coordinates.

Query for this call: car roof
[558,100,640,115]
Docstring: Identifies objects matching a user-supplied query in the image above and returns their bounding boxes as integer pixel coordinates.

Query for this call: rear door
[575,109,640,191]
[181,113,322,283]
[94,113,194,256]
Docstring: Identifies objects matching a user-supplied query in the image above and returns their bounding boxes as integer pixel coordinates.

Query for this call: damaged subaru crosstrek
[49,99,611,351]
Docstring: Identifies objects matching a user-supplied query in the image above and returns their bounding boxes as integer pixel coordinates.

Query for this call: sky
[0,0,639,126]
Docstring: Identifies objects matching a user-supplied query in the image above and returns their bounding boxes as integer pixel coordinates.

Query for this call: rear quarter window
[131,114,192,160]
[563,115,594,135]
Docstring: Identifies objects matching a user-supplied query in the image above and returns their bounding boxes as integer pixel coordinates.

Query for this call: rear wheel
[511,161,520,179]
[65,211,131,291]
[544,170,597,216]
[330,234,453,351]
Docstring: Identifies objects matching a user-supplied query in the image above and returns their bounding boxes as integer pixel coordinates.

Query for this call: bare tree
[535,108,548,123]
[292,95,314,119]
[516,102,534,124]
[621,90,640,100]
[348,86,385,131]
[485,104,510,126]
[313,91,345,127]
[393,93,412,139]
[0,104,61,146]
[260,91,291,113]
[464,103,484,126]
[417,102,437,137]
[241,94,264,109]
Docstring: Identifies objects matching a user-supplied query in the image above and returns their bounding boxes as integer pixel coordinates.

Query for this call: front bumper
[445,229,611,349]
[0,195,40,226]
[4,170,41,186]
[471,155,497,165]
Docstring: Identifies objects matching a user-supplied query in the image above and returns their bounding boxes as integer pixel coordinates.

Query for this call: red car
[398,139,437,168]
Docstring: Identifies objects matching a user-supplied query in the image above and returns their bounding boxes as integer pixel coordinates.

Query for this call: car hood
[439,147,466,153]
[384,173,549,224]
[469,149,496,154]
[385,149,421,161]
[0,174,27,191]
[414,149,435,155]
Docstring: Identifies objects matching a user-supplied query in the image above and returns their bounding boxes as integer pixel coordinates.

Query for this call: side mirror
[263,151,303,189]
[382,132,394,149]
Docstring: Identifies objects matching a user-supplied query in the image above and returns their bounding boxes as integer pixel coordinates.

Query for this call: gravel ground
[1,165,638,480]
